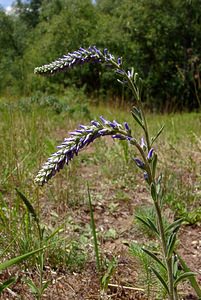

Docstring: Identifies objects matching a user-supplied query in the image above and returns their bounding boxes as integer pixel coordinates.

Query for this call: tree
[15,0,43,28]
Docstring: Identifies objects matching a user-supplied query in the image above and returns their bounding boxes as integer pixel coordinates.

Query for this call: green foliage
[0,99,200,298]
[101,257,117,291]
[129,242,155,298]
[0,0,201,110]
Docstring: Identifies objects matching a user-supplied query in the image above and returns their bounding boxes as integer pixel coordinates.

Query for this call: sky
[0,0,15,9]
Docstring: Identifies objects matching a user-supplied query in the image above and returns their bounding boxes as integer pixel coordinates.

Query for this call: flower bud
[147,148,154,161]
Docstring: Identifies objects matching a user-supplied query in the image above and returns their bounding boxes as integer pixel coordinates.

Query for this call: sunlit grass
[0,97,200,298]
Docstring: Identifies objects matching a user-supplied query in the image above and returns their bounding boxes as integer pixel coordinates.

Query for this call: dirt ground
[0,141,200,300]
[1,188,200,300]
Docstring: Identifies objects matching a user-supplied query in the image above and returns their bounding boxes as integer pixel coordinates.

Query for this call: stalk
[87,184,101,273]
[34,46,200,299]
[139,105,175,300]
[154,200,174,300]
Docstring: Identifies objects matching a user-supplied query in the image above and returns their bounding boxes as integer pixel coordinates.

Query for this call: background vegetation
[0,1,201,298]
[0,0,201,111]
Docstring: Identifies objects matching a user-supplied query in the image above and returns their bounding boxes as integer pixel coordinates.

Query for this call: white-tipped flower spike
[35,117,132,186]
[34,46,119,76]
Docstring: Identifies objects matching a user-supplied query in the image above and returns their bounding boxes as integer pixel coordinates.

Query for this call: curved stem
[111,56,175,298]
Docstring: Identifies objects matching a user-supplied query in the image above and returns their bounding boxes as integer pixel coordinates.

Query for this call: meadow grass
[0,97,200,298]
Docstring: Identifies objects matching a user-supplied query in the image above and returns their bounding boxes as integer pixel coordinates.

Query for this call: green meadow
[0,95,200,299]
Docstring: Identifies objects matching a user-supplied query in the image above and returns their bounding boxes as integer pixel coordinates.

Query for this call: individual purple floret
[147,148,154,161]
[133,158,145,169]
[124,122,131,134]
[35,117,132,185]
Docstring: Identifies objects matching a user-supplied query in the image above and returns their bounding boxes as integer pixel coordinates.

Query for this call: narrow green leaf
[151,267,169,294]
[151,125,165,145]
[132,106,142,120]
[152,153,158,179]
[146,217,159,236]
[41,281,50,293]
[101,257,117,290]
[135,215,153,232]
[165,219,183,235]
[142,248,166,270]
[25,278,39,294]
[45,225,64,242]
[0,239,16,260]
[173,255,179,279]
[167,233,177,260]
[0,247,44,271]
[16,189,39,224]
[0,277,16,294]
[177,253,201,297]
[151,183,157,201]
[131,107,144,129]
[174,272,197,287]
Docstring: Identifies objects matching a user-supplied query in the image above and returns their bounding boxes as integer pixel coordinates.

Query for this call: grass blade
[177,253,201,298]
[87,183,101,273]
[0,277,17,294]
[151,125,165,145]
[0,247,44,271]
[15,189,39,224]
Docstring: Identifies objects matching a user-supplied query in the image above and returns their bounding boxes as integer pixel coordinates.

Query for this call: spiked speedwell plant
[34,46,201,299]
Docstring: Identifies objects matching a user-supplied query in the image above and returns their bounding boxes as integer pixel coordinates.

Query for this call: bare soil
[0,140,200,300]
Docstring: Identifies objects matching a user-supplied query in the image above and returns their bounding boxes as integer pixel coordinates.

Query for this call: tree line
[0,0,201,111]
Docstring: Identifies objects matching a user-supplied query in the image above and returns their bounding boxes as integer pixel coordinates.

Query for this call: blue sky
[0,0,15,8]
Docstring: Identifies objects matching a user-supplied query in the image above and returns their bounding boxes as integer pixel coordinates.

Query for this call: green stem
[154,200,174,300]
[139,106,151,151]
[137,101,175,299]
[124,70,151,150]
[112,56,176,299]
[87,184,101,273]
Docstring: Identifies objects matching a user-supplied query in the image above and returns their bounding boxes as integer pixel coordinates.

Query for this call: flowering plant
[35,46,201,299]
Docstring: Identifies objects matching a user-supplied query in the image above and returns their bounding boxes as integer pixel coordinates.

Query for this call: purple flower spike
[35,117,134,186]
[147,148,154,161]
[133,158,145,169]
[34,46,108,75]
